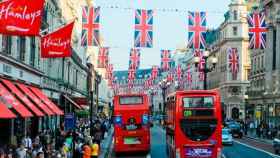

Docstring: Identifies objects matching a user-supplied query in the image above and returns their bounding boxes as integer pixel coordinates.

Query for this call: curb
[245,136,273,145]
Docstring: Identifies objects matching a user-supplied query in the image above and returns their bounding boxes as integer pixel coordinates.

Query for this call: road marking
[234,140,280,158]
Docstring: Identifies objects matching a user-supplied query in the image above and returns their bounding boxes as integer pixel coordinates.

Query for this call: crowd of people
[0,116,111,158]
[245,120,280,140]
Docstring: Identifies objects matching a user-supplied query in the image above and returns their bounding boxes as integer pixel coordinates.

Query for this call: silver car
[222,128,233,145]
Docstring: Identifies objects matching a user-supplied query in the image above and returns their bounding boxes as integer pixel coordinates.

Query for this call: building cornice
[0,53,44,76]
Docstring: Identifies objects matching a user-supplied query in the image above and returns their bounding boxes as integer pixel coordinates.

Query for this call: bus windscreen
[183,97,214,108]
[119,96,143,105]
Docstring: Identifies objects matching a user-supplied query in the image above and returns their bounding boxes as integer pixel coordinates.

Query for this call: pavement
[99,126,114,158]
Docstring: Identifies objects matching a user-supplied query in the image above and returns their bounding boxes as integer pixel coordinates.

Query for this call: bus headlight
[142,114,149,125]
[114,115,122,125]
[176,148,180,158]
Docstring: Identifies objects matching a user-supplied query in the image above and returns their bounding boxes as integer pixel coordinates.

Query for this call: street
[108,125,280,158]
[108,125,167,158]
[223,139,280,158]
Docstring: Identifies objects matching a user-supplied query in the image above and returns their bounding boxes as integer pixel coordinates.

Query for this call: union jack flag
[128,68,136,80]
[176,65,182,80]
[112,83,119,95]
[81,6,100,46]
[129,48,141,69]
[194,49,205,71]
[228,48,239,79]
[105,63,113,80]
[134,9,153,48]
[188,12,207,49]
[97,47,109,68]
[161,50,171,71]
[151,66,159,80]
[167,72,174,83]
[248,11,267,49]
[145,77,154,89]
[128,79,134,89]
[186,64,192,87]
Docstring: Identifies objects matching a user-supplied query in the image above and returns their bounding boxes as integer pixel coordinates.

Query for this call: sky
[94,0,232,71]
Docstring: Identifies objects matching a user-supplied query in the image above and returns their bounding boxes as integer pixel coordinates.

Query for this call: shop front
[0,77,63,145]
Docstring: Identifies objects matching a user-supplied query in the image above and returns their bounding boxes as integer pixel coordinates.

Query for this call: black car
[227,122,243,138]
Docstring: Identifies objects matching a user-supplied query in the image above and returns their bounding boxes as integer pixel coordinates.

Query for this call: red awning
[0,83,33,118]
[1,79,44,117]
[16,83,54,116]
[0,102,16,119]
[63,95,82,109]
[29,87,64,115]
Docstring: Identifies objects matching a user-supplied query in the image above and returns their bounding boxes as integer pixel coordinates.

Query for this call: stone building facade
[249,0,280,126]
[207,0,251,120]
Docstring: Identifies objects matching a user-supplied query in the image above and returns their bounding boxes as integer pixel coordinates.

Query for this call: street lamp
[148,87,156,115]
[193,50,218,90]
[159,79,171,116]
[95,72,101,114]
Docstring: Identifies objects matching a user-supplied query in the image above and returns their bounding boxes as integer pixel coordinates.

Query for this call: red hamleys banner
[0,0,44,36]
[41,22,74,58]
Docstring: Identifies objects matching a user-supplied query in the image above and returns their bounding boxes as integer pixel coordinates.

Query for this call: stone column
[265,25,274,93]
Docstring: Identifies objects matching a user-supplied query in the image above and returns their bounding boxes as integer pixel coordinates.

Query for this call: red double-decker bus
[113,94,151,154]
[165,90,222,158]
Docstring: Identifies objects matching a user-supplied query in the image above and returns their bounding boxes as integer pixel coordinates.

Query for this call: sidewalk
[99,127,114,158]
[245,129,273,145]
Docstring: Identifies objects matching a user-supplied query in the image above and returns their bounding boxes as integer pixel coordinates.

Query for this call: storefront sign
[256,111,261,118]
[0,0,45,36]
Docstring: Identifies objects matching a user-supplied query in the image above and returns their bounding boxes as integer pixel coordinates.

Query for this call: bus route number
[183,110,192,117]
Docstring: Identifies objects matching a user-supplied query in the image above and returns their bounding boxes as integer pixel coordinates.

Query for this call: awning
[0,102,16,119]
[16,83,55,116]
[63,95,82,109]
[1,79,44,117]
[0,83,33,118]
[29,87,63,115]
[73,97,88,109]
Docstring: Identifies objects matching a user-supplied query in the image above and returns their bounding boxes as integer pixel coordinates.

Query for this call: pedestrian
[90,141,99,158]
[82,143,91,158]
[36,152,44,158]
[16,144,27,158]
[0,148,5,158]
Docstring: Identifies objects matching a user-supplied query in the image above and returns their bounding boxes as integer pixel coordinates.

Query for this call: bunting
[176,65,182,80]
[129,48,141,69]
[134,9,153,48]
[248,11,267,49]
[188,11,207,49]
[81,6,100,46]
[161,50,171,71]
[97,47,109,68]
[151,66,159,80]
[228,48,239,80]
[186,64,192,88]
